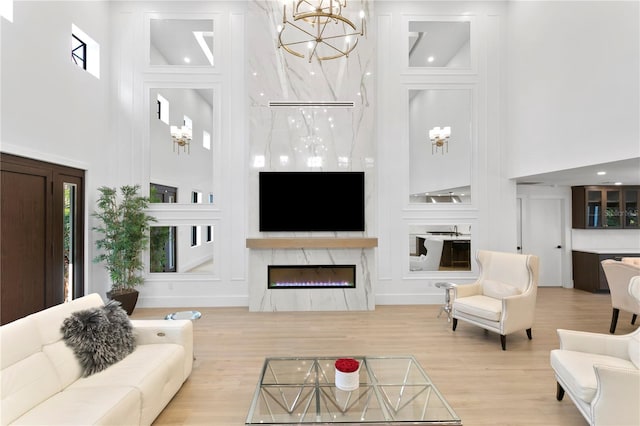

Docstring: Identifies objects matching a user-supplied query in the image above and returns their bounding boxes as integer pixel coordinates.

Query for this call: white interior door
[523,198,564,287]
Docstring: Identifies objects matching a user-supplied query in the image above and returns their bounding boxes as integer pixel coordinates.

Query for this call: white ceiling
[514,158,640,187]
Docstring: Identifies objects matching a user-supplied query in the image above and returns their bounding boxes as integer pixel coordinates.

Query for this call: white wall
[508,1,640,257]
[1,1,114,298]
[3,1,638,308]
[506,1,640,178]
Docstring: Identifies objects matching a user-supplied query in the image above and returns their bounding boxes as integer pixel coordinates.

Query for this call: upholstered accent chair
[621,257,640,267]
[550,276,640,426]
[409,238,444,271]
[601,259,640,333]
[451,250,539,350]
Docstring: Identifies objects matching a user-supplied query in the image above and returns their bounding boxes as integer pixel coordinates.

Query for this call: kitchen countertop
[572,249,640,255]
[416,234,471,241]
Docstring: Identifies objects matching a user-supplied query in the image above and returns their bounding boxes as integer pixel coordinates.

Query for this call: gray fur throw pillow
[61,300,136,377]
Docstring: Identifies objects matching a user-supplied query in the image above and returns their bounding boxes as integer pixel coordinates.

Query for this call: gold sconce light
[170,125,192,155]
[277,0,366,62]
[429,126,451,154]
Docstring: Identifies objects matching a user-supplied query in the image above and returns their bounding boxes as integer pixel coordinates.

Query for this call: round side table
[165,310,202,321]
[435,282,457,322]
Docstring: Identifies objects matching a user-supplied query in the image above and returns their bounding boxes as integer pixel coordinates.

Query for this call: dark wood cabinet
[572,185,639,229]
[415,237,471,270]
[572,250,640,292]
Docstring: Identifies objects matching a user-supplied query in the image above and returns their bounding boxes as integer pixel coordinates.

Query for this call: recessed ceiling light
[184,57,191,63]
[597,171,606,175]
[614,182,623,185]
[427,56,435,63]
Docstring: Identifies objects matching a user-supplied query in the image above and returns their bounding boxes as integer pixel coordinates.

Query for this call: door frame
[516,186,573,288]
[1,153,85,322]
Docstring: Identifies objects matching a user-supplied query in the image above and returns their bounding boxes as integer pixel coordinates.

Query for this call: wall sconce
[170,125,192,155]
[429,126,451,154]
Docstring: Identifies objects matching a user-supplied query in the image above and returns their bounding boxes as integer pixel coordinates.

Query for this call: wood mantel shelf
[246,237,378,249]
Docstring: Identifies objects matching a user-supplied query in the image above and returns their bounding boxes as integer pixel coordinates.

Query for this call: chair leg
[632,314,638,325]
[556,382,565,401]
[500,334,506,350]
[526,328,532,340]
[452,318,457,331]
[610,308,620,334]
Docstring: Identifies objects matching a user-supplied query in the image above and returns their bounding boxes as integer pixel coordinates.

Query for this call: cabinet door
[586,189,603,228]
[624,188,639,228]
[604,189,622,228]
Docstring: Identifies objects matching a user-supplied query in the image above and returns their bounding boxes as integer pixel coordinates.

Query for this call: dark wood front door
[0,154,85,325]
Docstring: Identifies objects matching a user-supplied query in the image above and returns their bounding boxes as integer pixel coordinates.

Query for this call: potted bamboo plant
[93,185,156,314]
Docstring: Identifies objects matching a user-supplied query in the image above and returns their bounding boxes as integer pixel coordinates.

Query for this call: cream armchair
[550,276,640,426]
[601,259,640,333]
[451,250,539,350]
[409,238,444,271]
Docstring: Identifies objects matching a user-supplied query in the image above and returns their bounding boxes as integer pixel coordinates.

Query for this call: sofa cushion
[61,300,136,377]
[453,295,502,321]
[482,280,521,299]
[0,352,63,425]
[10,385,141,425]
[70,344,186,425]
[550,349,636,403]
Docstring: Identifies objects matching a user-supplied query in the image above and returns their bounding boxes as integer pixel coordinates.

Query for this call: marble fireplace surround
[247,238,377,311]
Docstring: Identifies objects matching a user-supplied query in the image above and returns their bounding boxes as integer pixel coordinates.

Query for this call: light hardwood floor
[131,288,637,425]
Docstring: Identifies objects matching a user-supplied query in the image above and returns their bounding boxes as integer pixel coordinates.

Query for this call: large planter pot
[106,289,139,315]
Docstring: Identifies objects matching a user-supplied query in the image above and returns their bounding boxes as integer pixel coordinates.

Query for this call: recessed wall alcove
[248,240,376,311]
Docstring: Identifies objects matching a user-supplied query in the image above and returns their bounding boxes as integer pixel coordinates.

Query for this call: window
[1,0,13,22]
[71,35,87,70]
[203,130,211,150]
[157,94,169,124]
[191,225,201,247]
[71,24,100,78]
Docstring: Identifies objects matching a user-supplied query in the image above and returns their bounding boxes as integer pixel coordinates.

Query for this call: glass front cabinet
[572,186,639,229]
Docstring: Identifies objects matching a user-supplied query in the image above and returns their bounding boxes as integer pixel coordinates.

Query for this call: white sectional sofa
[550,276,640,426]
[0,293,193,425]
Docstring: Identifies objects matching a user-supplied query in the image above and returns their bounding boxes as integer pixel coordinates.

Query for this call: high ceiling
[149,16,639,189]
[514,158,640,187]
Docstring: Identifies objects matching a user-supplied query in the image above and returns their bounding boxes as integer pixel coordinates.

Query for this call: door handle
[556,245,562,249]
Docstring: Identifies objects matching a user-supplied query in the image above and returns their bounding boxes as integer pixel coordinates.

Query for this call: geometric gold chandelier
[277,0,365,62]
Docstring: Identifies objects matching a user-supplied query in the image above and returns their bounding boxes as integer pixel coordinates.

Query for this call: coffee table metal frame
[245,355,461,425]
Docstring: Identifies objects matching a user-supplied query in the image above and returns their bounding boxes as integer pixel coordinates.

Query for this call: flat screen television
[259,171,365,232]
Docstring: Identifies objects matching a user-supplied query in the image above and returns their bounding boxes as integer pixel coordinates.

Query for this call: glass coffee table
[245,355,461,425]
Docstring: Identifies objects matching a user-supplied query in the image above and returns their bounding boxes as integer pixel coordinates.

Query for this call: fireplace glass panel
[268,265,356,289]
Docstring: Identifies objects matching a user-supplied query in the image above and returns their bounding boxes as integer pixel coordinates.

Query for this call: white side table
[435,282,457,322]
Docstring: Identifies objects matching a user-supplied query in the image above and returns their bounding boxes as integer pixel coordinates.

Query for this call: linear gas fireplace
[268,265,356,289]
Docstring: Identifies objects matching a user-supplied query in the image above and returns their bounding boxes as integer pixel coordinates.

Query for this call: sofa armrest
[131,319,193,346]
[131,320,193,379]
[500,290,537,333]
[557,329,630,359]
[591,364,640,426]
[454,282,482,299]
